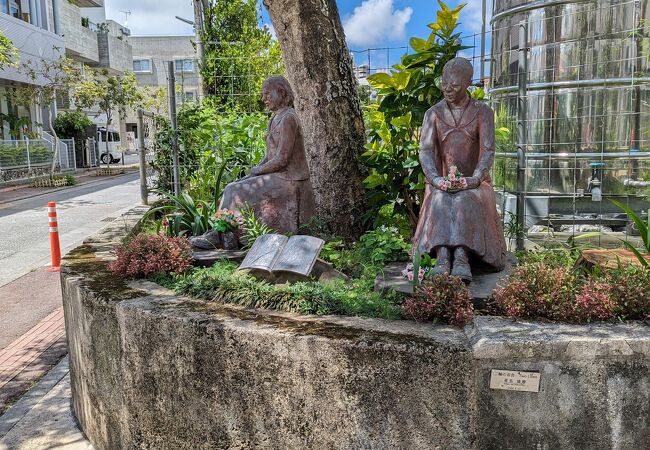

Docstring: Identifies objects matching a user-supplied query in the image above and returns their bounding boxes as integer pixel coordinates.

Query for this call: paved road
[0,172,141,288]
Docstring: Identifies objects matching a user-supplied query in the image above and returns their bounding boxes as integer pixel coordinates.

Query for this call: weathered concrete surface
[0,357,92,449]
[61,208,650,450]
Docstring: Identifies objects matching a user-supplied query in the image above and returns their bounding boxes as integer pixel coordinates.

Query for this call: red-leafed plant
[403,274,474,326]
[572,280,617,322]
[109,234,192,278]
[494,262,579,320]
[495,261,650,323]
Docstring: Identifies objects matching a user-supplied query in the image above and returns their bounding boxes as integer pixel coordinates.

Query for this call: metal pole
[167,61,181,196]
[480,0,487,84]
[193,0,206,99]
[516,20,528,251]
[25,137,31,170]
[137,109,148,205]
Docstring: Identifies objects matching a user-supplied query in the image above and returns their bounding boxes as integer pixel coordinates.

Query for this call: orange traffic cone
[47,201,61,272]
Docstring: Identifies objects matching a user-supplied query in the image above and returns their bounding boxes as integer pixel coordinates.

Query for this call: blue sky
[264,0,491,72]
[107,0,491,71]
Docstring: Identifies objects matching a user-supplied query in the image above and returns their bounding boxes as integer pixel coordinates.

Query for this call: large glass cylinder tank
[490,0,650,226]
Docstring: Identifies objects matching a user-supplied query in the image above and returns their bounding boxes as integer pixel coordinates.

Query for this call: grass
[153,261,404,320]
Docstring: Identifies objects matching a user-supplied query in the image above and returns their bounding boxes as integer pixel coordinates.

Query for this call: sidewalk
[0,357,92,449]
[0,167,139,206]
[0,267,67,412]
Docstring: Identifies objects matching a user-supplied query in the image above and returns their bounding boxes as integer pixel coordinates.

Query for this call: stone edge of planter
[60,207,650,450]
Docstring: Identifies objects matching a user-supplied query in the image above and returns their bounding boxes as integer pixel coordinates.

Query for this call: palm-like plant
[611,199,650,267]
[146,190,216,237]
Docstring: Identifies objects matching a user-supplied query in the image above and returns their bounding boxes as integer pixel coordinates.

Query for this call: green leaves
[410,37,430,53]
[202,0,284,110]
[390,112,412,129]
[362,1,467,231]
[0,30,18,69]
[367,71,411,91]
[611,199,650,266]
[146,190,217,237]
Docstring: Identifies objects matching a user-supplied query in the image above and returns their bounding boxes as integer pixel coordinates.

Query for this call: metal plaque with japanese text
[489,370,540,392]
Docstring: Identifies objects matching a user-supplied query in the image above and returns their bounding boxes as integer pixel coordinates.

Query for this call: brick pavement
[0,308,67,415]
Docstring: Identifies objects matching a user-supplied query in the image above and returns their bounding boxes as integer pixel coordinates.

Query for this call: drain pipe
[52,0,61,35]
[623,179,650,188]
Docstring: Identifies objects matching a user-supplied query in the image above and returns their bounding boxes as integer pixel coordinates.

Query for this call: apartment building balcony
[75,0,104,6]
[60,0,99,63]
[96,20,132,74]
[0,13,64,85]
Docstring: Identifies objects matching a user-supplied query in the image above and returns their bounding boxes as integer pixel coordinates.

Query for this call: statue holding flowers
[413,58,506,282]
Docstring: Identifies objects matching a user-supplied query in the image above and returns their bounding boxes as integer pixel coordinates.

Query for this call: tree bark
[263,0,366,239]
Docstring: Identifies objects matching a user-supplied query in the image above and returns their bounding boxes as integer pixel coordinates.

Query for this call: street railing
[0,139,53,170]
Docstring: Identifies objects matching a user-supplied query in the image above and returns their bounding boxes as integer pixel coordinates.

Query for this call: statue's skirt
[413,182,506,272]
[219,174,316,234]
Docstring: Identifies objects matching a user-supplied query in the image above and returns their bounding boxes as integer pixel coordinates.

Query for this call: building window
[0,0,8,15]
[56,91,70,109]
[176,91,196,105]
[174,59,194,73]
[9,0,20,19]
[133,59,152,73]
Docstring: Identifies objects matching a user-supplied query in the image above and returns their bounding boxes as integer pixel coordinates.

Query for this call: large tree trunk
[263,0,366,239]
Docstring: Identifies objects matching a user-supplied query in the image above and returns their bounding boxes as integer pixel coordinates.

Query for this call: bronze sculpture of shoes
[451,247,473,282]
[432,247,451,275]
[189,230,223,250]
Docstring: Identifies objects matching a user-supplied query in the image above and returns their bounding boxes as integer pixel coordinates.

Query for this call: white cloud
[102,0,195,36]
[460,0,492,35]
[343,0,413,48]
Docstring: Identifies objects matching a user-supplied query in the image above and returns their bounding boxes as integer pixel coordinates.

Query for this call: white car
[97,128,122,164]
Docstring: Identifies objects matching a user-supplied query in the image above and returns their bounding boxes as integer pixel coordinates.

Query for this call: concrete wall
[126,35,200,94]
[0,13,64,85]
[96,23,132,75]
[59,0,99,63]
[61,208,650,450]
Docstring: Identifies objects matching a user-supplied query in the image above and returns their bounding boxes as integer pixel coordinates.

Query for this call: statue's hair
[263,76,295,108]
[442,57,473,84]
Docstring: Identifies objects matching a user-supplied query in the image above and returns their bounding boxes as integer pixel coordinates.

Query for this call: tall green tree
[200,0,283,111]
[74,69,143,167]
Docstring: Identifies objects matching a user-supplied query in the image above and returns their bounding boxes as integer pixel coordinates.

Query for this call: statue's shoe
[451,261,473,283]
[189,230,222,250]
[431,259,451,276]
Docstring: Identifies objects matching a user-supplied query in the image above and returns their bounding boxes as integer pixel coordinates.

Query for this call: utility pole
[167,61,181,196]
[480,0,486,84]
[192,0,206,99]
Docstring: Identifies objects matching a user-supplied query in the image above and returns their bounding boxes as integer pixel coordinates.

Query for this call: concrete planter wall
[61,208,650,450]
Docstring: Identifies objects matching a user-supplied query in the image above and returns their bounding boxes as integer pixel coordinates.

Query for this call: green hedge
[0,143,52,168]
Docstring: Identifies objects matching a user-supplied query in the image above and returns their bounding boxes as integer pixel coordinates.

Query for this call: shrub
[403,274,474,326]
[320,226,411,277]
[109,234,192,278]
[146,190,216,237]
[573,281,617,322]
[602,266,650,320]
[495,261,650,323]
[494,263,579,320]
